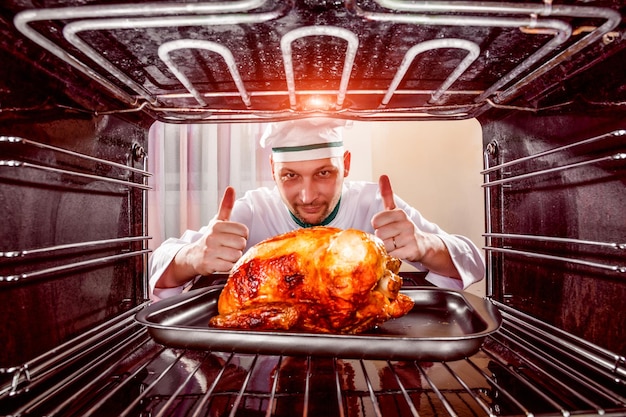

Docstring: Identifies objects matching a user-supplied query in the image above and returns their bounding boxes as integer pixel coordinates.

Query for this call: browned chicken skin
[209,226,414,334]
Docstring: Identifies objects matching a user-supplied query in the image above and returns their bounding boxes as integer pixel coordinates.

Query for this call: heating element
[8,0,623,122]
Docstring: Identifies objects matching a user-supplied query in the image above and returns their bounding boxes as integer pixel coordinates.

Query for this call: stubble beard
[293,203,330,226]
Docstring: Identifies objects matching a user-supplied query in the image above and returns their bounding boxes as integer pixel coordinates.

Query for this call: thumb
[216,186,236,221]
[379,175,396,210]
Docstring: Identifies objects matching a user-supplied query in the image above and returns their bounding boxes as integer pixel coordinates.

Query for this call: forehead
[274,157,342,173]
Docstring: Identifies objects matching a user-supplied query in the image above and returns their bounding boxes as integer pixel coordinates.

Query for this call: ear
[343,150,351,177]
[269,155,276,178]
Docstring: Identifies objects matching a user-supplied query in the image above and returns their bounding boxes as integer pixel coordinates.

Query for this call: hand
[159,187,249,288]
[371,175,460,278]
[183,186,249,276]
[372,174,422,260]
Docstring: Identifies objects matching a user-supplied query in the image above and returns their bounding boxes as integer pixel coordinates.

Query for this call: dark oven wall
[480,110,626,356]
[0,113,149,369]
[0,1,155,368]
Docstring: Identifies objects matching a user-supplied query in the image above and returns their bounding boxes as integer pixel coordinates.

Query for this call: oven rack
[1,296,624,416]
[0,136,150,189]
[12,1,621,122]
[0,247,151,284]
[481,129,626,176]
[0,136,152,285]
[482,245,626,275]
[0,136,150,176]
[0,236,149,260]
[0,159,150,190]
[482,128,626,287]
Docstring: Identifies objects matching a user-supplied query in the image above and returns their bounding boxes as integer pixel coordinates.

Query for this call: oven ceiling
[0,0,625,123]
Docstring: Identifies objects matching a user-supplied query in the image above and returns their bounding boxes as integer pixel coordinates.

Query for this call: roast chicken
[209,226,414,334]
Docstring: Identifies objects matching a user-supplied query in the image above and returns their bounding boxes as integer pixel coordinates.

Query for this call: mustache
[294,201,325,209]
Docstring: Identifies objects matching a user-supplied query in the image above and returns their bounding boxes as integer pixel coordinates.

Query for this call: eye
[317,170,332,178]
[281,172,298,181]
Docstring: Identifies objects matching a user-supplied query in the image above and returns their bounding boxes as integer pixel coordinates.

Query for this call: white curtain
[147,122,273,251]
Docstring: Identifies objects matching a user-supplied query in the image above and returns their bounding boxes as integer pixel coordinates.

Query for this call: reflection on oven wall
[147,119,486,297]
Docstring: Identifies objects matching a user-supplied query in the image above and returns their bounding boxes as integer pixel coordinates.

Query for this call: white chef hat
[260,118,346,162]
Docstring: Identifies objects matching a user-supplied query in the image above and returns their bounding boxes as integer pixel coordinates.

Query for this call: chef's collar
[290,198,341,228]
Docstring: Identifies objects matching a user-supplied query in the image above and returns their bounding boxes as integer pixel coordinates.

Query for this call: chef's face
[271,151,351,226]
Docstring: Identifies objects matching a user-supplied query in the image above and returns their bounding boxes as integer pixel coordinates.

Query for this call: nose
[299,177,317,204]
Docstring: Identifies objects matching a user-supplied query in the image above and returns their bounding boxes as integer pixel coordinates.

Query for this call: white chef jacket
[149,181,485,301]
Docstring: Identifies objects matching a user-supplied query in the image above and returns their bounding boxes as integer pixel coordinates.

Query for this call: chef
[148,118,485,301]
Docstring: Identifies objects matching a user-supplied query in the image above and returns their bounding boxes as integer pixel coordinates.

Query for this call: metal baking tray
[135,285,502,361]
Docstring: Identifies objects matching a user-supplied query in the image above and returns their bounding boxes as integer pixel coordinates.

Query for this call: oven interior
[1,1,625,416]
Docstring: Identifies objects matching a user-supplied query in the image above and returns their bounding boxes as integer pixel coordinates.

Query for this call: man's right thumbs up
[217,186,236,221]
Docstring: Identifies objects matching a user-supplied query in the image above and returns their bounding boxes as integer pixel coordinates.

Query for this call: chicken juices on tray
[209,226,414,334]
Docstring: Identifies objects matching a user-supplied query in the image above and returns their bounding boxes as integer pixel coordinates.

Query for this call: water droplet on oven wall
[602,31,619,45]
[303,0,344,10]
